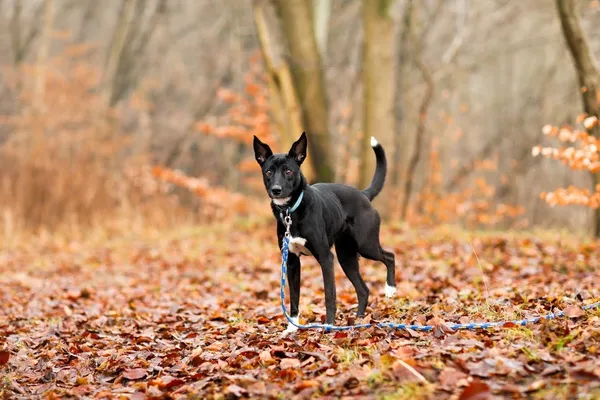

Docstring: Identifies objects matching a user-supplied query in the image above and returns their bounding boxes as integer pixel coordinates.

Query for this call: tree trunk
[102,0,136,107]
[253,0,316,181]
[391,0,412,187]
[400,38,434,220]
[34,0,54,113]
[360,0,396,191]
[555,0,600,236]
[273,0,333,182]
[10,0,23,64]
[312,0,331,62]
[252,0,313,181]
[77,0,97,42]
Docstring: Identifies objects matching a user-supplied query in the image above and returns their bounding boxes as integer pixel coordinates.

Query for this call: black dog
[253,132,395,331]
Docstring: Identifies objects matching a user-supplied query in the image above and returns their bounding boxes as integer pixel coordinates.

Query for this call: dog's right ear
[253,135,273,166]
[288,132,307,165]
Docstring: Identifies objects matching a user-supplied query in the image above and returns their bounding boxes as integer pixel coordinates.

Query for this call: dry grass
[0,51,265,242]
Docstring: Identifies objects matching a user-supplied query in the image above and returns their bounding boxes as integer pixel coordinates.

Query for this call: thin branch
[396,359,429,384]
[401,3,435,220]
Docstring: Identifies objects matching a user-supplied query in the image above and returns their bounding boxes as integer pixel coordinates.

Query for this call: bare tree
[112,0,167,104]
[10,0,44,65]
[77,0,97,43]
[391,0,413,189]
[400,30,434,219]
[556,0,600,235]
[34,0,54,113]
[252,1,303,150]
[359,0,397,190]
[272,0,334,182]
[312,0,331,61]
[101,0,136,107]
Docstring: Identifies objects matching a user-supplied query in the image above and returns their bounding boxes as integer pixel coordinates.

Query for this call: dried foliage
[0,47,206,237]
[196,54,272,147]
[150,166,268,221]
[533,117,600,208]
[405,139,526,229]
[1,224,598,398]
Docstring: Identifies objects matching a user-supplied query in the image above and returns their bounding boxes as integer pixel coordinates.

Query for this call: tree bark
[312,0,331,62]
[77,0,97,42]
[102,0,136,107]
[400,31,434,220]
[34,0,54,113]
[391,0,413,188]
[252,0,315,181]
[10,0,23,64]
[360,0,396,191]
[10,0,44,65]
[556,0,600,236]
[273,0,334,182]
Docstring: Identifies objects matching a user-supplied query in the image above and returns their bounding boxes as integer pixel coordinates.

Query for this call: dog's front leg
[284,252,301,332]
[315,249,336,325]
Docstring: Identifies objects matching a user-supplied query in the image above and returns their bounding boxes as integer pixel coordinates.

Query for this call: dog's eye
[265,170,273,177]
[285,169,293,176]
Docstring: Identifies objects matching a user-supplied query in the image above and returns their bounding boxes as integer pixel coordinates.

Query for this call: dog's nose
[271,186,282,196]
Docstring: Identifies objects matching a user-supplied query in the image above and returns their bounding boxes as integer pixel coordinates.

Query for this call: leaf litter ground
[1,221,599,399]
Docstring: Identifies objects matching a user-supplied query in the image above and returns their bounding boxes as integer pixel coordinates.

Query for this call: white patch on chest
[289,236,312,256]
[272,197,291,206]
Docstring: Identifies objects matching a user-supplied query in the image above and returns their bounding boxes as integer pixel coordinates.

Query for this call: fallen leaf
[123,368,146,380]
[541,365,562,376]
[159,375,186,389]
[280,358,300,370]
[0,350,9,366]
[459,380,491,400]
[295,380,319,391]
[564,305,585,318]
[526,380,546,392]
[226,384,246,397]
[467,360,495,378]
[259,350,273,363]
[439,367,467,389]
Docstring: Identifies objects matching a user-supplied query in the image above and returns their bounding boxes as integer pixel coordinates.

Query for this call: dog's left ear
[288,132,307,165]
[253,135,273,166]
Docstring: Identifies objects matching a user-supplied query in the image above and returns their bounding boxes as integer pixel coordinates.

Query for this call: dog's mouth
[271,196,291,205]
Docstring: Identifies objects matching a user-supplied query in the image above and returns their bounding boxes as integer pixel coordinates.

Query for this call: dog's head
[253,132,307,204]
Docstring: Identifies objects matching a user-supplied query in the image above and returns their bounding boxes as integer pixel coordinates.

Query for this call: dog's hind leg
[381,248,396,298]
[359,243,396,298]
[335,239,369,316]
[354,210,397,298]
[359,243,395,297]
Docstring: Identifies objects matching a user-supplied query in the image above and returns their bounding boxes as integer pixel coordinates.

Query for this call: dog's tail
[362,137,387,202]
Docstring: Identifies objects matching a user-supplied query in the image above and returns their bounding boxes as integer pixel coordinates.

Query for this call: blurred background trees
[0,0,599,237]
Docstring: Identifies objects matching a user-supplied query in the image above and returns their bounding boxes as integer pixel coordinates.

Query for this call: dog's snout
[271,186,282,196]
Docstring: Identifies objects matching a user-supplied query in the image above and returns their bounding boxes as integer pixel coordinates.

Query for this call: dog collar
[288,191,304,213]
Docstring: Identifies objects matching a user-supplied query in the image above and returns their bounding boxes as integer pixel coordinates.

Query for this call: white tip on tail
[385,284,396,299]
[370,136,379,147]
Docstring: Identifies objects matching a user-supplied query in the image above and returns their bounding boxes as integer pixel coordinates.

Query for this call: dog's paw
[385,284,397,299]
[282,316,299,335]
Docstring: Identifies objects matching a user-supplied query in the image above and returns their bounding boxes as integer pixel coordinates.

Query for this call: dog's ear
[288,132,307,165]
[253,135,273,166]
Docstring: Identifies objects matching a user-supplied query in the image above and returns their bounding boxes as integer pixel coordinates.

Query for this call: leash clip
[281,210,292,238]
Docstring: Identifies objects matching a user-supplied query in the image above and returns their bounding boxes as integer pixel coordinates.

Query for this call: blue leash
[280,236,600,332]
